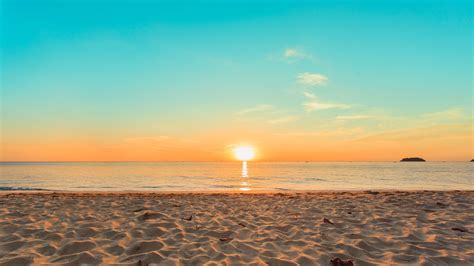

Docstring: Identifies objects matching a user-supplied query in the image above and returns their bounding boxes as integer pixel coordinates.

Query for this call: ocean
[0,162,472,191]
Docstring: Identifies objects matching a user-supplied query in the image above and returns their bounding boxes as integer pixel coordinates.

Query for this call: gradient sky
[1,0,472,161]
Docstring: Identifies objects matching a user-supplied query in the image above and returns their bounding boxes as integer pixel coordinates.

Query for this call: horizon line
[0,160,472,163]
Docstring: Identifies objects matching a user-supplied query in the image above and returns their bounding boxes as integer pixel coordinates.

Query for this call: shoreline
[0,189,473,195]
[1,191,473,265]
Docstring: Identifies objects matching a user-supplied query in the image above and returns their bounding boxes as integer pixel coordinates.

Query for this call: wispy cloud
[284,48,309,59]
[353,124,472,143]
[301,91,350,112]
[268,115,298,124]
[275,127,365,138]
[236,104,273,115]
[336,115,372,120]
[303,101,350,112]
[280,47,315,63]
[284,48,302,58]
[303,91,316,99]
[421,107,466,121]
[297,72,328,86]
[125,136,171,143]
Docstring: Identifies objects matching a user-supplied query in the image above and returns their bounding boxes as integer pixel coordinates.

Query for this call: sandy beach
[0,191,473,265]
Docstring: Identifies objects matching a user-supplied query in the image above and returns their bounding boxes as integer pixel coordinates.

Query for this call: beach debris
[238,222,246,227]
[452,227,469,233]
[133,208,146,212]
[347,211,352,214]
[330,258,354,266]
[365,191,379,195]
[138,211,164,221]
[436,202,446,207]
[219,237,233,242]
[140,212,151,220]
[323,218,334,225]
[182,215,193,221]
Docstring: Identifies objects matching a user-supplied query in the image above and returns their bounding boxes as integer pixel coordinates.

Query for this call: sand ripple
[0,191,473,265]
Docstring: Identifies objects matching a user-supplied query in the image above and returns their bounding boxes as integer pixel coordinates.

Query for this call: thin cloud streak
[303,102,350,112]
[236,104,273,115]
[336,115,373,120]
[268,115,298,124]
[297,72,328,86]
[303,91,316,99]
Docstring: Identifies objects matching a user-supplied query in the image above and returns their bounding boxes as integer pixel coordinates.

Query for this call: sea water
[0,162,472,191]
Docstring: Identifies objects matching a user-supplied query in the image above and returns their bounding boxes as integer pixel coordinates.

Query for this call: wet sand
[0,191,473,265]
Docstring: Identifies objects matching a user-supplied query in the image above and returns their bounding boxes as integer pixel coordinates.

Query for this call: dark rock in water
[400,157,426,162]
[471,159,474,162]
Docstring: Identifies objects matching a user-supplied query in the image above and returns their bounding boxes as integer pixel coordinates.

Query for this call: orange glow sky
[1,1,472,161]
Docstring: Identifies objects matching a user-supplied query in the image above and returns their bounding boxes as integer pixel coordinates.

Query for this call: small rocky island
[400,157,426,162]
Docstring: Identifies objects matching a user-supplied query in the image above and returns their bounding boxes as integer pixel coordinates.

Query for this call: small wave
[304,178,327,182]
[274,187,292,191]
[0,186,48,191]
[212,185,239,188]
[74,186,115,189]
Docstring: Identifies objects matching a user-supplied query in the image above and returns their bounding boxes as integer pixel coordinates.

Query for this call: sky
[1,0,472,161]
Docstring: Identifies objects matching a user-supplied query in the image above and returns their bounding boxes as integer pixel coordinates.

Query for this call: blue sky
[1,0,472,161]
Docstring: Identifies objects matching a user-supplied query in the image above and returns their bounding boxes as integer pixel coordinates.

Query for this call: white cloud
[268,115,298,124]
[284,48,306,58]
[297,72,328,86]
[303,101,350,112]
[303,91,316,99]
[236,104,273,115]
[336,115,372,120]
[282,48,312,62]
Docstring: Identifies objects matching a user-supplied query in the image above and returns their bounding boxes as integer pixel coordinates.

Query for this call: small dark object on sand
[366,191,379,195]
[452,227,469,233]
[238,222,246,227]
[347,211,352,214]
[323,218,334,225]
[141,212,150,220]
[133,208,146,212]
[183,215,192,221]
[220,237,233,242]
[330,258,354,266]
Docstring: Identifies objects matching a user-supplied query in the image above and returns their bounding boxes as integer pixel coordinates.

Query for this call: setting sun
[234,146,255,161]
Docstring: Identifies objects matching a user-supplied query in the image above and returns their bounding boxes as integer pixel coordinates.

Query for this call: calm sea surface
[0,162,472,191]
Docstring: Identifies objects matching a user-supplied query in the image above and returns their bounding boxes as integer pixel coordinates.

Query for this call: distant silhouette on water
[400,157,426,162]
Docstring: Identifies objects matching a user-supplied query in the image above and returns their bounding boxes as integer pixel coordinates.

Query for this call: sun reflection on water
[239,161,251,191]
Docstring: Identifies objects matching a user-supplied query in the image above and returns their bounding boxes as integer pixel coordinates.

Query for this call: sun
[233,146,255,161]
